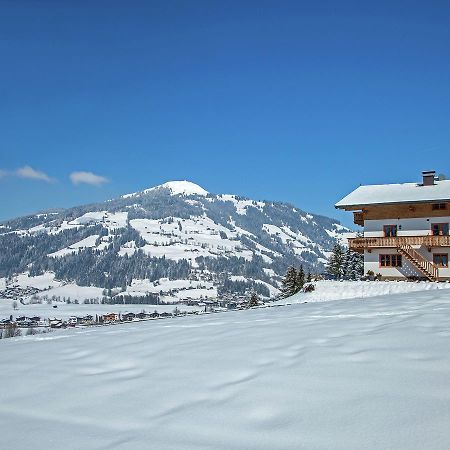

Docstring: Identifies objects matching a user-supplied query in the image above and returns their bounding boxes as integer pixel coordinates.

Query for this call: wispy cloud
[0,167,109,186]
[15,165,53,182]
[70,171,109,186]
[0,166,54,182]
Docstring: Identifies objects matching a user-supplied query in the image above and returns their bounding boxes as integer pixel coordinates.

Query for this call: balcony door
[431,223,449,236]
[383,225,398,237]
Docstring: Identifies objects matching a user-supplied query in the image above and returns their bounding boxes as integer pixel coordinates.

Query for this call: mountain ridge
[0,180,353,302]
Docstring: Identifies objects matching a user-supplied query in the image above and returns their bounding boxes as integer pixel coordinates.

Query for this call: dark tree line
[0,225,106,278]
[107,293,159,305]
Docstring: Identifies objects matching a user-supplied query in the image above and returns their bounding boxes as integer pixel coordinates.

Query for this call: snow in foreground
[1,289,450,449]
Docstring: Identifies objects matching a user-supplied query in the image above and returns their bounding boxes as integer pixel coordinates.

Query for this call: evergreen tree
[341,249,352,280]
[347,251,364,280]
[306,271,312,283]
[354,252,364,279]
[295,265,305,292]
[248,292,259,308]
[326,244,345,279]
[281,266,298,298]
[340,249,364,280]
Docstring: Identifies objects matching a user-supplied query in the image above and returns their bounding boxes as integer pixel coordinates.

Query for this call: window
[432,203,447,211]
[431,223,449,236]
[380,254,402,267]
[383,225,398,237]
[433,254,448,268]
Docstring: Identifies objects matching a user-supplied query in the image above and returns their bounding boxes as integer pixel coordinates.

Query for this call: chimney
[422,170,436,186]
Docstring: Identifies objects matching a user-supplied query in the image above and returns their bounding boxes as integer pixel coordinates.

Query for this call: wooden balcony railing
[348,235,450,251]
[397,244,439,281]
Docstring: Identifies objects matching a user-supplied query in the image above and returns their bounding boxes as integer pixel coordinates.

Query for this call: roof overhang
[335,198,450,211]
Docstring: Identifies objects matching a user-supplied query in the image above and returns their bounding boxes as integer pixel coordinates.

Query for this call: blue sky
[1,1,450,227]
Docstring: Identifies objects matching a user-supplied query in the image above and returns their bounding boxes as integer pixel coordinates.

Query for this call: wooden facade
[347,202,450,226]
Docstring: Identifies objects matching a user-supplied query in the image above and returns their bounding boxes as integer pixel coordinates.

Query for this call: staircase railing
[398,244,439,281]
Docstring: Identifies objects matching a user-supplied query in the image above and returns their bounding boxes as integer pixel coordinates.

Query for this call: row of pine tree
[280,244,364,299]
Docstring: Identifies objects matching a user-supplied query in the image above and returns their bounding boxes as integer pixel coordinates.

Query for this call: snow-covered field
[1,288,450,449]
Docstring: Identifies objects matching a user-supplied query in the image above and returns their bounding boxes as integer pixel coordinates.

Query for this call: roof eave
[335,198,450,210]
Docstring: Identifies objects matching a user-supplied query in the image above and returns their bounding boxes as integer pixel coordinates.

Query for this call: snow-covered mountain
[0,181,352,301]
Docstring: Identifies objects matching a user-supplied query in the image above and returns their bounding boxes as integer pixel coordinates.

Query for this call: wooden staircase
[397,244,439,281]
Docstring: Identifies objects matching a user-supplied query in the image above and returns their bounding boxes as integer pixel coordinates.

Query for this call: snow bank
[1,289,450,449]
[278,279,450,304]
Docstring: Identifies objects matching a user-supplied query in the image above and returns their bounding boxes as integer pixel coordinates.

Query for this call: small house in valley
[336,171,450,281]
[102,313,118,323]
[122,312,136,321]
[78,315,94,325]
[49,318,63,328]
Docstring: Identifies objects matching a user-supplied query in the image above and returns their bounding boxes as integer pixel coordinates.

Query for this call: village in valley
[0,297,269,336]
[0,276,272,337]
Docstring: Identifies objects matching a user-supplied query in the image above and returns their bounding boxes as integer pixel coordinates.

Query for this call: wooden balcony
[348,235,450,252]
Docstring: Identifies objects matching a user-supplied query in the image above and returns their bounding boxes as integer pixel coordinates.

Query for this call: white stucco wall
[364,216,450,237]
[360,214,450,279]
[364,248,450,279]
[364,249,421,278]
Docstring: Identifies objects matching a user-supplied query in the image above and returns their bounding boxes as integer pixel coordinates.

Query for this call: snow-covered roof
[335,179,450,208]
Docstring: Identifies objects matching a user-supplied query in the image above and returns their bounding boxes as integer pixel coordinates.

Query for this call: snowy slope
[1,288,450,449]
[48,234,100,257]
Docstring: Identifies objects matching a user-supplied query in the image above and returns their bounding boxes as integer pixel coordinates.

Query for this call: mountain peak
[122,180,209,199]
[157,180,209,196]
